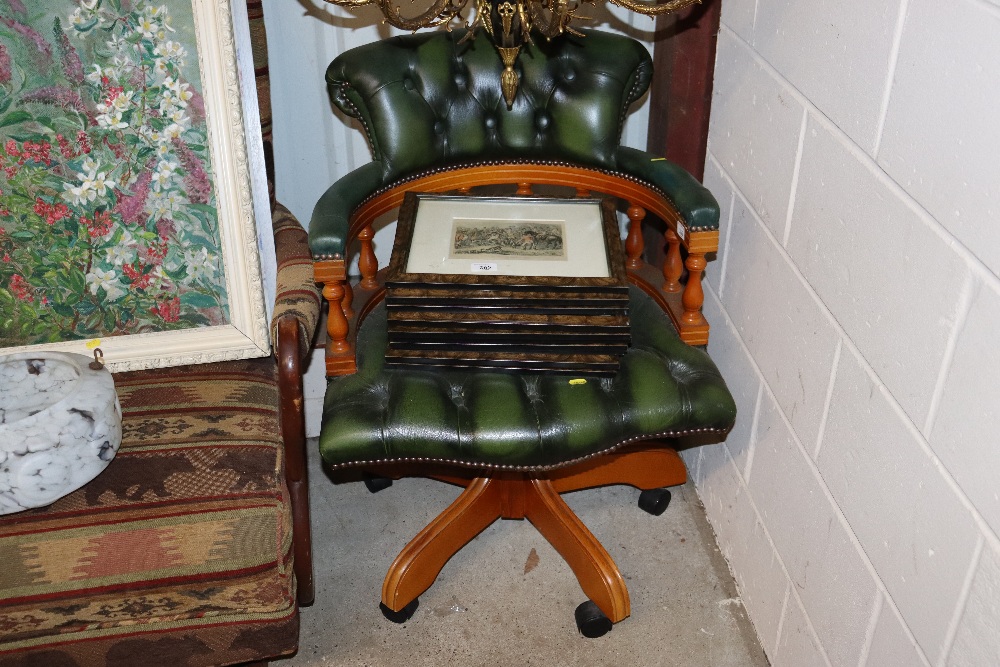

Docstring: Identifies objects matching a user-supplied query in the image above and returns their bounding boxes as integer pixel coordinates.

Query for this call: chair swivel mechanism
[309,28,736,637]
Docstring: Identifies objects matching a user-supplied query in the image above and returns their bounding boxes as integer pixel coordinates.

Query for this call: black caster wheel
[363,474,393,493]
[575,600,613,638]
[380,598,418,624]
[638,488,672,516]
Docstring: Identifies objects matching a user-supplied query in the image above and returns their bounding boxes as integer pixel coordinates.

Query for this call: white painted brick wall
[702,156,736,295]
[748,397,878,667]
[877,0,1000,277]
[708,31,804,237]
[866,597,931,667]
[719,187,840,449]
[818,348,979,660]
[700,0,1000,663]
[703,291,761,474]
[752,0,902,152]
[787,117,971,426]
[949,545,1000,666]
[929,281,1000,537]
[774,594,828,666]
[719,0,756,43]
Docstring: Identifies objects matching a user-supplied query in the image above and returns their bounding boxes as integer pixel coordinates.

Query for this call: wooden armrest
[315,162,721,376]
[271,201,318,606]
[275,314,315,606]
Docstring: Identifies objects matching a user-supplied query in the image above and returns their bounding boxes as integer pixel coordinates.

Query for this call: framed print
[0,0,270,371]
[385,194,628,291]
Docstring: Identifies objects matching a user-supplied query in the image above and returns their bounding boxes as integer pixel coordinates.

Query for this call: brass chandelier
[323,0,699,108]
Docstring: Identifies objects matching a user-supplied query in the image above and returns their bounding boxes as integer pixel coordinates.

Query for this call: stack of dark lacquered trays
[382,193,631,376]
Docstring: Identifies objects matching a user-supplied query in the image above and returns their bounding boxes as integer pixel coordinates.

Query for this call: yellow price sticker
[85,339,102,350]
[568,379,587,385]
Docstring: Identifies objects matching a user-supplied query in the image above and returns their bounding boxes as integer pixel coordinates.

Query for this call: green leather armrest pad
[319,286,736,471]
[615,147,720,231]
[309,161,385,259]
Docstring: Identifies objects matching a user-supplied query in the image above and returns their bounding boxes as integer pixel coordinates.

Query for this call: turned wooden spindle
[323,281,351,355]
[681,253,707,325]
[625,204,646,270]
[341,281,354,320]
[516,181,533,196]
[662,227,683,293]
[358,224,379,289]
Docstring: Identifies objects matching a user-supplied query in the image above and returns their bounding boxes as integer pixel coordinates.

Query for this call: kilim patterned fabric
[0,202,317,665]
[272,203,321,359]
[0,358,298,667]
[0,0,315,659]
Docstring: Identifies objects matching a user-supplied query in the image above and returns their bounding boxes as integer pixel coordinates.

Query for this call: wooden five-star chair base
[367,444,687,636]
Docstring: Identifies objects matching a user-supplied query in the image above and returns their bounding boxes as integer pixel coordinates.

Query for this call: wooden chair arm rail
[275,314,315,606]
[315,163,719,376]
[347,164,716,253]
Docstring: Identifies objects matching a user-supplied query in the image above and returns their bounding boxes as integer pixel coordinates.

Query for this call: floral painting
[0,0,229,348]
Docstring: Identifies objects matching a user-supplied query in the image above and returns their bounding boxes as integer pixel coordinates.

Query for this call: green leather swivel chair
[309,28,736,637]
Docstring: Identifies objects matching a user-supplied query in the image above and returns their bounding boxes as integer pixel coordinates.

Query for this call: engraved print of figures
[450,219,566,260]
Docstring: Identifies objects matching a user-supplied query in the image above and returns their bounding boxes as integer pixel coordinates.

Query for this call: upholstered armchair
[310,28,735,637]
[0,207,319,667]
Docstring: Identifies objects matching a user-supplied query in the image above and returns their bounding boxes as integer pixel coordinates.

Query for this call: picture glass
[406,197,610,278]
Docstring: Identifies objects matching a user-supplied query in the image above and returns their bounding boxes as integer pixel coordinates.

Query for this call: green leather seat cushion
[320,287,736,471]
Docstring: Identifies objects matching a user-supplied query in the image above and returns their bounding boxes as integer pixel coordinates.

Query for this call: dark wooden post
[647,0,722,182]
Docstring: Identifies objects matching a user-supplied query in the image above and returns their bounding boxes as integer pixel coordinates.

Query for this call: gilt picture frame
[0,0,270,371]
[385,193,628,292]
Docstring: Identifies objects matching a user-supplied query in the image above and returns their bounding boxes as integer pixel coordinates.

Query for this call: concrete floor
[278,443,769,667]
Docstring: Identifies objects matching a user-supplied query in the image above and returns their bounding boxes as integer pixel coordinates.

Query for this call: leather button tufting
[433,120,446,135]
[449,383,467,408]
[402,77,414,91]
[564,68,576,82]
[484,115,497,129]
[521,376,542,402]
[535,112,551,131]
[454,74,467,88]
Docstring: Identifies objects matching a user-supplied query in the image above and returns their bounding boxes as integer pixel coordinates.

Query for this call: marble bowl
[0,352,122,514]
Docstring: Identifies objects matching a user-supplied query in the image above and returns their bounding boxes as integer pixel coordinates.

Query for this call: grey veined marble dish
[0,352,122,514]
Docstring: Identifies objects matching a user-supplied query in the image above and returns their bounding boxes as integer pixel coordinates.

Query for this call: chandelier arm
[323,0,382,7]
[526,0,570,39]
[471,0,494,40]
[384,0,465,29]
[325,0,463,29]
[603,0,700,17]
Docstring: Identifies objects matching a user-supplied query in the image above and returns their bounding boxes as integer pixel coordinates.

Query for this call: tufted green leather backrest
[326,29,653,183]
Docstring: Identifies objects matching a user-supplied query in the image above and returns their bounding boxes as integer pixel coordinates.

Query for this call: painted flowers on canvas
[0,0,228,346]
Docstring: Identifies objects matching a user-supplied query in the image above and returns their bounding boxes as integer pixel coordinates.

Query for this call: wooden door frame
[646,0,722,182]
